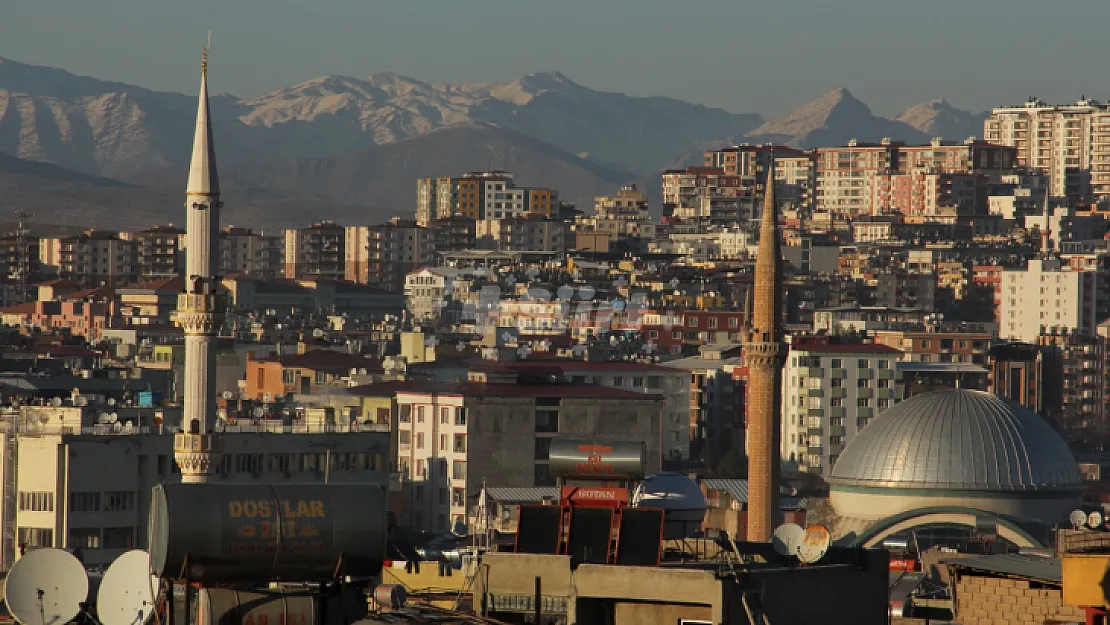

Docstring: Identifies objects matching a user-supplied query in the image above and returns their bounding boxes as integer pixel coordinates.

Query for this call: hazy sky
[3,0,1108,116]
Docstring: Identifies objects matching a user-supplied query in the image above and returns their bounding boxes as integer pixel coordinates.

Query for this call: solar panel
[567,507,613,564]
[615,508,664,566]
[515,505,562,555]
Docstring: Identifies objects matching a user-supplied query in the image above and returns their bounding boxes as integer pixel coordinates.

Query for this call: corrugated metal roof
[483,487,559,504]
[702,478,748,503]
[944,553,1061,583]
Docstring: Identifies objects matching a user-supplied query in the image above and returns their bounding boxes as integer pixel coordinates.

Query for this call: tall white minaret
[173,47,225,483]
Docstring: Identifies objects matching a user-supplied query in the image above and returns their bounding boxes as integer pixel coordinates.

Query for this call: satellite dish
[37,414,49,426]
[75,396,88,407]
[111,422,123,434]
[1070,509,1089,529]
[772,523,805,557]
[50,397,62,408]
[797,525,831,564]
[97,550,157,625]
[5,548,89,625]
[1089,510,1104,529]
[221,391,234,400]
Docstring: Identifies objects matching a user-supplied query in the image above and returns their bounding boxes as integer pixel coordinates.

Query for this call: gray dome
[829,389,1082,492]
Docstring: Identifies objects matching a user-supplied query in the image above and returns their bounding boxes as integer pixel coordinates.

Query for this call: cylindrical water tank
[548,439,646,481]
[149,483,387,584]
[372,585,406,609]
[180,586,367,625]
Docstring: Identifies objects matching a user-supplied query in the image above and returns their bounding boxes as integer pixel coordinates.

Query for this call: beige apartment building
[703,145,816,211]
[985,97,1110,202]
[416,171,558,225]
[40,231,139,287]
[283,221,345,280]
[344,220,434,291]
[218,227,283,279]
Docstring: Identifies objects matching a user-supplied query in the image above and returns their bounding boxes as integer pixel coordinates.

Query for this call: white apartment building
[999,258,1104,343]
[495,300,570,334]
[0,406,390,569]
[985,98,1110,201]
[781,338,902,475]
[648,230,754,263]
[404,267,460,322]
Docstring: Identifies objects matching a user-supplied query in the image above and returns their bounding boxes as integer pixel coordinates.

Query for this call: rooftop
[943,553,1061,584]
[349,380,659,400]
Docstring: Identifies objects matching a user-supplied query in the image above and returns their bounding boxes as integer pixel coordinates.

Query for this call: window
[417,406,425,423]
[535,410,559,433]
[103,527,134,549]
[18,492,54,512]
[452,488,466,507]
[830,378,843,388]
[454,435,467,453]
[830,436,844,445]
[455,408,467,426]
[857,359,869,368]
[647,377,662,389]
[452,461,467,480]
[417,433,425,449]
[17,527,52,548]
[878,359,889,369]
[707,318,718,329]
[857,417,871,428]
[70,492,101,512]
[534,463,554,486]
[441,407,450,424]
[104,491,135,512]
[857,378,870,388]
[416,460,425,478]
[440,434,448,451]
[878,399,891,409]
[612,376,624,386]
[857,398,870,408]
[830,397,843,407]
[535,437,552,460]
[878,379,890,389]
[69,528,100,549]
[399,430,411,445]
[729,318,739,328]
[399,405,412,424]
[632,377,645,387]
[830,359,842,368]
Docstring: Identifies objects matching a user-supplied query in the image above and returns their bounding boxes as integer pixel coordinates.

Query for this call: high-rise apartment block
[985,97,1110,201]
[416,171,558,224]
[999,258,1109,343]
[703,145,815,211]
[125,225,185,281]
[345,219,435,292]
[661,167,753,224]
[283,221,345,280]
[41,230,139,287]
[781,337,902,475]
[218,227,284,278]
[814,139,1015,217]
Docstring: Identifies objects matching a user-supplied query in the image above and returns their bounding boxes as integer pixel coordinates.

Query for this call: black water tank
[149,483,386,584]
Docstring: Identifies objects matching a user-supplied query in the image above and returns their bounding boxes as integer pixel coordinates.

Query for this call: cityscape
[5,5,1110,625]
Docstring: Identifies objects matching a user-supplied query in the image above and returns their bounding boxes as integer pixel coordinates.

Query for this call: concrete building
[871,329,992,365]
[648,229,753,263]
[350,380,663,533]
[244,349,384,401]
[345,220,435,291]
[999,258,1106,342]
[703,144,816,211]
[988,341,1045,414]
[661,166,753,224]
[404,267,461,323]
[985,97,1110,201]
[416,171,558,224]
[283,221,345,280]
[43,230,139,287]
[782,336,902,474]
[126,225,185,281]
[662,345,745,466]
[0,408,389,568]
[477,216,571,253]
[218,227,283,279]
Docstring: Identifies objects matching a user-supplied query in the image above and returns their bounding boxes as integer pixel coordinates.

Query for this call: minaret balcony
[177,292,227,314]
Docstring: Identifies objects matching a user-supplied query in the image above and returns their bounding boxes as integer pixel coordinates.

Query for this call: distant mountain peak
[897,98,986,140]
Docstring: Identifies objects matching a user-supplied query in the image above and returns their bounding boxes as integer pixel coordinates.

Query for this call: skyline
[3,0,1110,116]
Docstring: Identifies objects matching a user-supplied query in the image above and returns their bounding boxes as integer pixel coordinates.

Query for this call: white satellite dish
[50,397,63,408]
[75,396,88,407]
[1089,510,1104,529]
[796,525,832,564]
[1070,509,1089,529]
[5,548,89,625]
[772,523,805,557]
[96,550,157,625]
[111,422,123,434]
[108,398,117,407]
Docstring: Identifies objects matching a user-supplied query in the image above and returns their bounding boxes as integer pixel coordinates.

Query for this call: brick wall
[955,574,1085,625]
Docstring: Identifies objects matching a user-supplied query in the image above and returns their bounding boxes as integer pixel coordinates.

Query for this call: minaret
[173,47,225,483]
[745,160,784,542]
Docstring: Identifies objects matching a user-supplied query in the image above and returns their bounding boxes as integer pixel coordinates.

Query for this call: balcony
[807,389,824,398]
[830,388,847,399]
[802,367,824,378]
[877,388,895,399]
[858,388,874,399]
[807,427,823,436]
[830,407,846,419]
[858,368,874,379]
[807,408,824,418]
[830,425,845,437]
[807,445,823,455]
[878,369,894,380]
[830,368,847,379]
[857,407,874,419]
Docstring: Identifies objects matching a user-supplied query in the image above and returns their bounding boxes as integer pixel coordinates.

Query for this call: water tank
[632,474,707,540]
[548,439,646,481]
[179,586,366,625]
[149,483,387,584]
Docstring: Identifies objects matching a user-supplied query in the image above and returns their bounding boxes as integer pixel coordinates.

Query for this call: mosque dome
[829,389,1082,493]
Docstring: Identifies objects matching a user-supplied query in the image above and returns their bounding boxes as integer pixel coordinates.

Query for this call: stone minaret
[745,161,784,542]
[173,48,225,483]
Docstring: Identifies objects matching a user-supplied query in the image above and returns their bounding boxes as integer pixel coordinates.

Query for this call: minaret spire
[744,156,785,543]
[174,46,225,484]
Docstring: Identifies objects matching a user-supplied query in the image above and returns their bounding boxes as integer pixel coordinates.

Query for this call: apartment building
[404,267,460,323]
[218,227,283,279]
[648,230,753,263]
[703,145,815,210]
[476,216,571,253]
[781,337,902,474]
[345,220,435,292]
[41,231,139,287]
[283,221,345,280]
[244,349,385,401]
[125,225,185,280]
[416,172,559,224]
[871,329,992,365]
[984,97,1110,201]
[999,258,1107,343]
[0,406,390,568]
[351,380,663,533]
[575,185,657,245]
[430,216,477,254]
[661,167,754,224]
